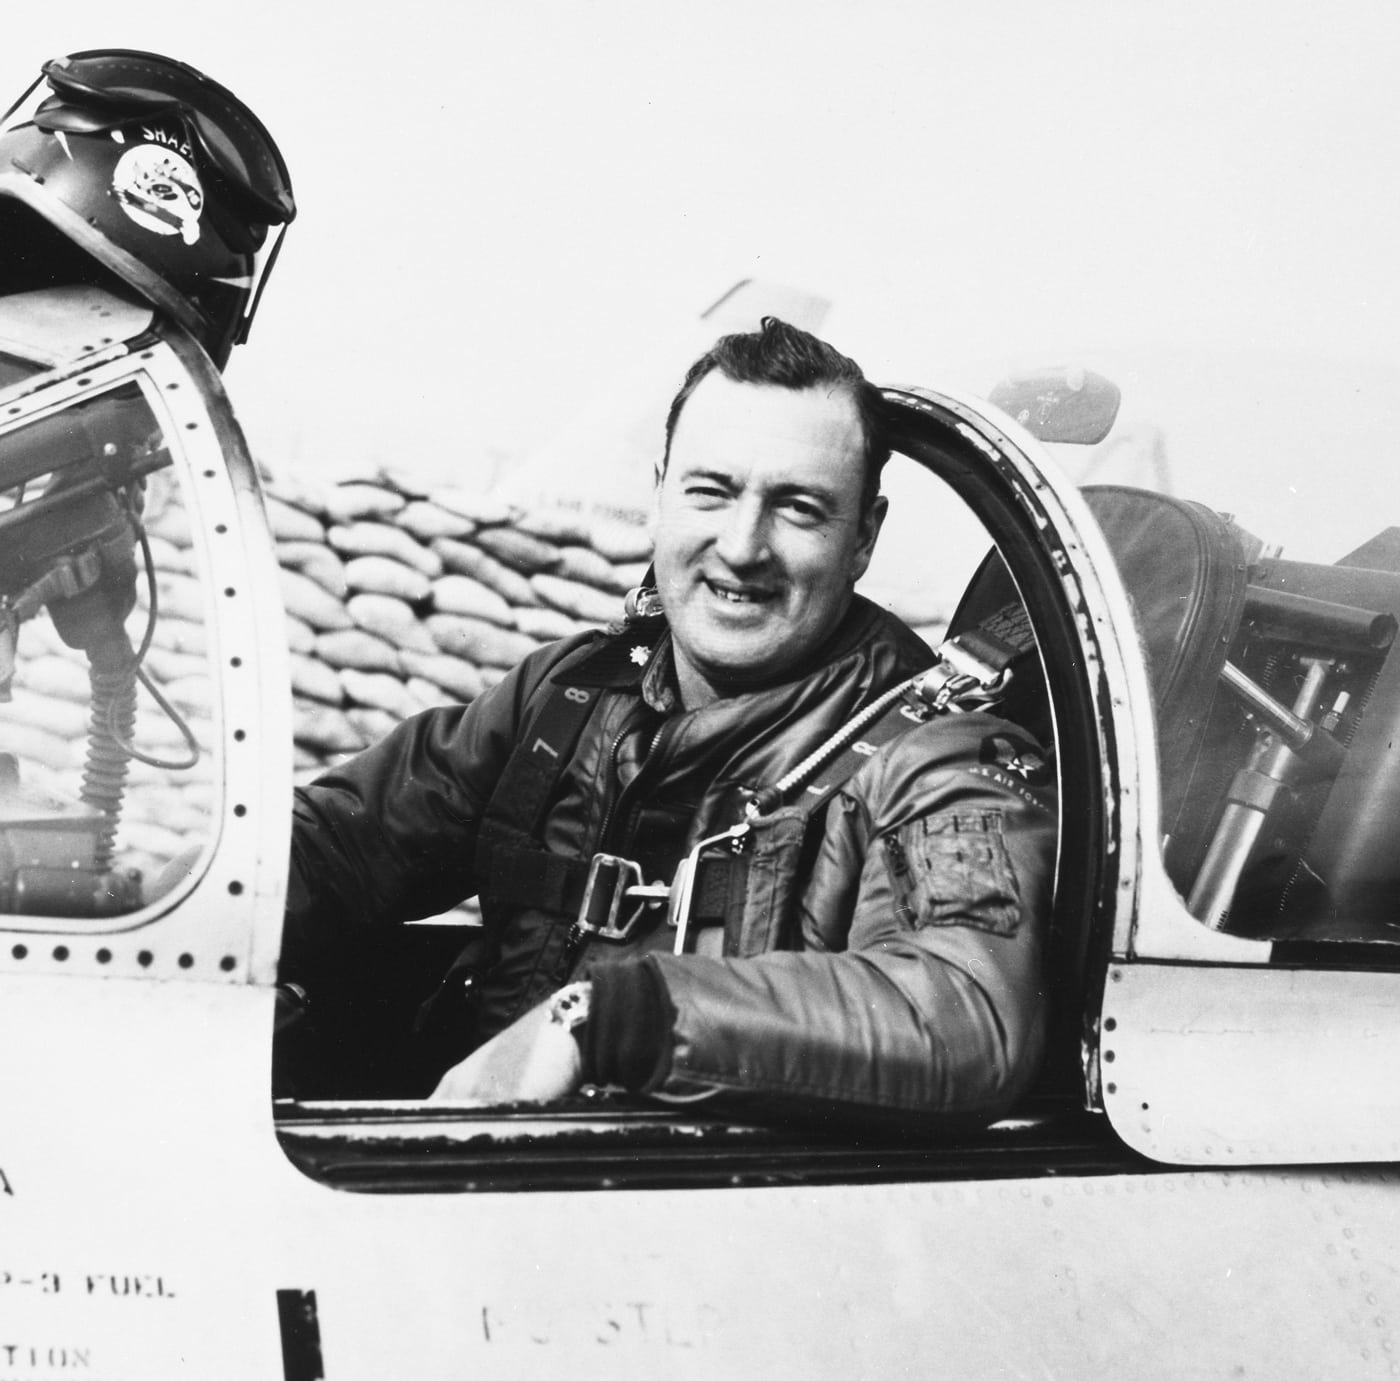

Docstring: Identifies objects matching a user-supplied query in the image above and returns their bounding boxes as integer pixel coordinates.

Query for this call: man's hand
[429,992,584,1105]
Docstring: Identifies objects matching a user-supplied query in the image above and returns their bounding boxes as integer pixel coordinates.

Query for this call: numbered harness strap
[417,637,630,1035]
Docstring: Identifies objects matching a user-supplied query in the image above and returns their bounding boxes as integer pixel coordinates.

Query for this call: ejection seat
[949,483,1400,969]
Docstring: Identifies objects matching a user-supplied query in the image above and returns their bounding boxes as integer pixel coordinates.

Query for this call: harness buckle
[670,823,751,955]
[913,639,1013,712]
[576,853,668,942]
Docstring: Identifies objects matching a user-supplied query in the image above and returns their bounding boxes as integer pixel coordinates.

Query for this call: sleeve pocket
[882,811,1022,937]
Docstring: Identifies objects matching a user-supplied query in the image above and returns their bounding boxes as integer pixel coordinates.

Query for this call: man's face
[653,373,886,708]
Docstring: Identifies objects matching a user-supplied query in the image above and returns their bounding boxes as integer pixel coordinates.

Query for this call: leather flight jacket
[284,595,1056,1123]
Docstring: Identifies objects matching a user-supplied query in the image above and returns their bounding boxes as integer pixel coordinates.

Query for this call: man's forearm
[640,944,1048,1119]
[579,960,676,1090]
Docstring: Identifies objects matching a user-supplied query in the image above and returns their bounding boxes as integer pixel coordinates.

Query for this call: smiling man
[281,318,1056,1127]
[654,363,886,707]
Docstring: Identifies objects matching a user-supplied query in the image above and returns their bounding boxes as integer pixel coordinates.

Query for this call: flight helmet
[0,48,296,367]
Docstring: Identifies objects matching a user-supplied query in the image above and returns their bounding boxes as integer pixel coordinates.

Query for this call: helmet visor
[0,50,295,358]
[36,49,294,225]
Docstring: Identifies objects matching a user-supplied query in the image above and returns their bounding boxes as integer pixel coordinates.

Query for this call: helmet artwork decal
[0,49,294,369]
[112,137,205,246]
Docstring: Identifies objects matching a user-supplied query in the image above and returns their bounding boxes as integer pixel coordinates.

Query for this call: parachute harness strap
[743,636,1013,821]
[744,673,926,820]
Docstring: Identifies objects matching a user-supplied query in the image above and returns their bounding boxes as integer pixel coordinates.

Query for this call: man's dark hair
[661,316,890,512]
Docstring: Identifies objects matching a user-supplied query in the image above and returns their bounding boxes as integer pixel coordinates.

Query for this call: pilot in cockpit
[283,317,1058,1128]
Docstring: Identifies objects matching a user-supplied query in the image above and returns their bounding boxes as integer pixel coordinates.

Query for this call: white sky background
[3,0,1400,559]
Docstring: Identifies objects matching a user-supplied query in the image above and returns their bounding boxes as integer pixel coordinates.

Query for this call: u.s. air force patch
[979,733,1049,783]
[967,733,1056,814]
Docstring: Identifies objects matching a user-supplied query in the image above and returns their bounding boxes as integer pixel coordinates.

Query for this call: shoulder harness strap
[416,627,659,1036]
[474,625,659,915]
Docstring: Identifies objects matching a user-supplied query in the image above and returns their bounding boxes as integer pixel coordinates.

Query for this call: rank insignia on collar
[629,645,650,666]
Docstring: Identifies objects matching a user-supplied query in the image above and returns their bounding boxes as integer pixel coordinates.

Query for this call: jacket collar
[559,595,892,711]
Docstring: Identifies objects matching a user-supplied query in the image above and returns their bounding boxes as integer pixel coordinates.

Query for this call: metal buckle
[576,853,669,942]
[913,640,1012,712]
[670,823,750,955]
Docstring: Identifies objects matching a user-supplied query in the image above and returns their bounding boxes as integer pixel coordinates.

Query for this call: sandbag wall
[263,471,654,783]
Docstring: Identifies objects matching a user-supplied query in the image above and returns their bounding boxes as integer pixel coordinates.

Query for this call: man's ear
[648,460,665,541]
[850,494,888,583]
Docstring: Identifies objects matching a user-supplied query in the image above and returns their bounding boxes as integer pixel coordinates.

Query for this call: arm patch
[882,811,1022,937]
